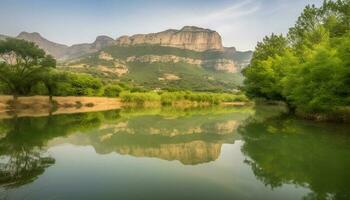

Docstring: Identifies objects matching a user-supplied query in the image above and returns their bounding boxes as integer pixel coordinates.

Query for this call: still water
[0,106,349,200]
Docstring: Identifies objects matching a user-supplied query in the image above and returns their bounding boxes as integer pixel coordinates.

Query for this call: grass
[120,91,249,106]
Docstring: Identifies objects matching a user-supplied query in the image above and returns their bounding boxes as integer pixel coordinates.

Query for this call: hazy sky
[0,0,323,50]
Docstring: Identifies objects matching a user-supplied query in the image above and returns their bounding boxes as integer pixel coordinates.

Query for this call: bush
[120,92,161,105]
[121,91,249,106]
[103,85,123,97]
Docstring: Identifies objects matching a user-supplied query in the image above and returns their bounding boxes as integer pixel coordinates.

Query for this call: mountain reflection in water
[48,107,252,165]
[0,106,253,188]
[1,105,350,200]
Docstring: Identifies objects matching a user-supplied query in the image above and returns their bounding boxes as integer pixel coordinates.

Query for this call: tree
[282,33,350,113]
[103,84,123,97]
[243,0,350,119]
[0,38,56,101]
[243,34,290,100]
[42,70,64,103]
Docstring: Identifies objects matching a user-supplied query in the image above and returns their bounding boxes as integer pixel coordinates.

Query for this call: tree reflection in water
[0,117,54,188]
[0,106,252,188]
[0,110,121,188]
[239,110,350,200]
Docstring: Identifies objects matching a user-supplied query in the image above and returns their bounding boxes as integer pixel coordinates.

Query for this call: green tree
[282,33,350,113]
[42,70,66,103]
[0,38,56,101]
[243,34,290,100]
[244,0,350,119]
[54,72,103,96]
[103,84,123,97]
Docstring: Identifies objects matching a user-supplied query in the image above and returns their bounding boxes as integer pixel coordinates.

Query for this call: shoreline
[0,96,122,119]
[0,95,250,119]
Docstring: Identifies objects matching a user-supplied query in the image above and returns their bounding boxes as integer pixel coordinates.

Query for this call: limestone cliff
[9,28,252,75]
[125,54,237,73]
[116,26,224,52]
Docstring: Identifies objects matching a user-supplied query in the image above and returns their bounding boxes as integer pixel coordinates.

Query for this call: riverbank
[0,96,122,119]
[0,95,250,119]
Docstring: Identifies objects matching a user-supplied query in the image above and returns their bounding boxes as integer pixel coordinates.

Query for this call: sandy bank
[0,96,121,119]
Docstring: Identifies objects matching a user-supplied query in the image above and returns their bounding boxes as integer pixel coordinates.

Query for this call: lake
[0,105,349,200]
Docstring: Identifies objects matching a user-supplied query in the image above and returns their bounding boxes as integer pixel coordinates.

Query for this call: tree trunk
[286,101,296,114]
[49,95,53,104]
[13,94,18,104]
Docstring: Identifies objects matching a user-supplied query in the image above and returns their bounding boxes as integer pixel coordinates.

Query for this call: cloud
[190,0,261,26]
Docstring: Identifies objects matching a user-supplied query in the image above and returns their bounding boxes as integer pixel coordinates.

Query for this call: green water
[0,106,349,200]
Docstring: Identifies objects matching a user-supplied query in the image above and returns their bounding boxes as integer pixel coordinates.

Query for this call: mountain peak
[95,35,114,42]
[17,31,43,39]
[93,35,116,49]
[17,31,69,58]
[180,26,213,32]
[115,26,223,52]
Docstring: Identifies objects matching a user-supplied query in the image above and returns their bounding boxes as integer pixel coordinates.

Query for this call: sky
[0,0,323,50]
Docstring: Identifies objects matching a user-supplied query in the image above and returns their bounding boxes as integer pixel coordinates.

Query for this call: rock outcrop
[126,54,237,73]
[116,26,224,52]
[6,27,252,73]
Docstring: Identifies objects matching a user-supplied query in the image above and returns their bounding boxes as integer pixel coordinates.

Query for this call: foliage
[0,38,56,98]
[120,92,161,104]
[120,91,249,105]
[103,84,123,97]
[54,72,103,96]
[243,0,350,116]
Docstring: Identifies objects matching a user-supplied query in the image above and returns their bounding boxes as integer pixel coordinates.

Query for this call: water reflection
[50,107,252,165]
[239,110,350,200]
[1,105,350,199]
[0,117,55,188]
[0,106,253,187]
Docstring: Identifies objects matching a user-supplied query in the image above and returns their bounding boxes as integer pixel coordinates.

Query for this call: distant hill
[1,26,253,91]
[17,32,69,58]
[16,32,115,60]
[0,34,9,40]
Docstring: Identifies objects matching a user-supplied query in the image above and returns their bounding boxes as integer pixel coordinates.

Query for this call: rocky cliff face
[7,27,252,74]
[125,54,237,73]
[116,26,224,52]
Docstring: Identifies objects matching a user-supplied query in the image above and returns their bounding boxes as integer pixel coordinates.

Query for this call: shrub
[103,85,123,97]
[120,92,161,105]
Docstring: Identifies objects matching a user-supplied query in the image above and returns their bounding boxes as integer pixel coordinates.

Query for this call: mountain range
[1,26,253,91]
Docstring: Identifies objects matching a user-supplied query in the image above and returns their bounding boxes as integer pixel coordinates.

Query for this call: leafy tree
[42,70,67,103]
[0,38,56,101]
[244,0,350,119]
[103,84,123,97]
[243,34,290,100]
[283,33,350,113]
[54,72,103,96]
